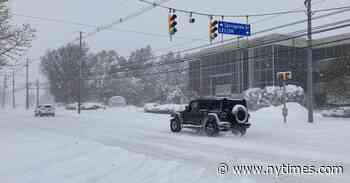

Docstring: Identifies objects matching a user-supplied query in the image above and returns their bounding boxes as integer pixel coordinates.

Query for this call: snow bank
[322,107,350,118]
[65,103,106,110]
[83,103,107,110]
[255,102,307,119]
[244,85,305,111]
[144,103,186,114]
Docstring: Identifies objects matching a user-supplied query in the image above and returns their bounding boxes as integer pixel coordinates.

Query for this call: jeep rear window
[198,100,220,111]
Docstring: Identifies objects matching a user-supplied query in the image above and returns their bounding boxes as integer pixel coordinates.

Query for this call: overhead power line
[12,1,350,81]
[79,0,172,41]
[140,0,305,17]
[91,20,350,79]
[250,0,327,24]
[162,8,350,56]
[89,8,350,74]
[11,13,207,42]
[153,0,328,54]
[139,0,350,18]
[13,1,349,67]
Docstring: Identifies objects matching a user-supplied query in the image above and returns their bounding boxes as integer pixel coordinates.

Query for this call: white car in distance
[35,104,55,117]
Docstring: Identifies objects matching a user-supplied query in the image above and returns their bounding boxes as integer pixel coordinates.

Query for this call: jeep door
[196,101,211,125]
[183,101,202,125]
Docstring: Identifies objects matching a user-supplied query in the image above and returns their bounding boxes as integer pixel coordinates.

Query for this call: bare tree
[0,0,35,66]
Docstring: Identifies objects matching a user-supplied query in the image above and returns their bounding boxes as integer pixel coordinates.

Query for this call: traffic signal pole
[26,59,29,110]
[306,0,314,123]
[78,31,82,114]
[282,80,288,123]
[12,71,15,109]
[36,79,39,107]
[2,74,7,108]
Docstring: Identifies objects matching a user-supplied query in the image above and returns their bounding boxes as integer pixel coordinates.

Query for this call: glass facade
[189,38,350,100]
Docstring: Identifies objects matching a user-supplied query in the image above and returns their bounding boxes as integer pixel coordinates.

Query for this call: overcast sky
[4,0,350,107]
[4,0,350,85]
[9,0,350,59]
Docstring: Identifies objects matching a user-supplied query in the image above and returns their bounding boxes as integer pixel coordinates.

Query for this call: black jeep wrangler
[170,98,251,136]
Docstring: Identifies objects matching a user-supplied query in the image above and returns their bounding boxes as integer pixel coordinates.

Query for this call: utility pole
[26,59,29,110]
[78,31,83,114]
[272,45,275,87]
[12,71,15,109]
[36,79,40,107]
[305,0,314,123]
[2,74,7,108]
[246,15,254,89]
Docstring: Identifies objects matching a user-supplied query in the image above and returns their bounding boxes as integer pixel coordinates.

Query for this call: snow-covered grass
[0,104,349,183]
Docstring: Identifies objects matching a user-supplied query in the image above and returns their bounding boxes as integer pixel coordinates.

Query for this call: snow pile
[65,103,77,110]
[322,107,350,118]
[82,103,107,110]
[244,85,305,110]
[144,103,186,114]
[108,96,127,107]
[254,102,308,123]
[143,103,159,111]
[65,103,106,110]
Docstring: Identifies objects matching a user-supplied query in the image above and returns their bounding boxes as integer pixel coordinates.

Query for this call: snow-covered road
[0,104,349,183]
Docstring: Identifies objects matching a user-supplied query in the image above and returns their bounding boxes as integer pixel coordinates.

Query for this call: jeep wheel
[205,119,219,137]
[170,118,181,133]
[240,127,247,137]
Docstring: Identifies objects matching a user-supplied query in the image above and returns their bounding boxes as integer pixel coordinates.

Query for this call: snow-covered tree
[40,43,92,104]
[89,50,127,104]
[244,85,305,110]
[0,0,35,67]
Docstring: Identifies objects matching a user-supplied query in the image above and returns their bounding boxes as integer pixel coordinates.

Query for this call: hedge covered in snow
[244,85,305,111]
[144,103,186,114]
[143,85,305,113]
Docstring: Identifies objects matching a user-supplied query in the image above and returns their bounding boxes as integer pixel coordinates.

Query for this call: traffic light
[209,20,218,41]
[189,13,195,23]
[277,71,292,81]
[168,14,178,35]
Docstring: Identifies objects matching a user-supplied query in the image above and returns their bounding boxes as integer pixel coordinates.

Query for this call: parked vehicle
[82,103,107,110]
[108,96,127,107]
[170,98,251,136]
[65,103,106,111]
[35,104,55,117]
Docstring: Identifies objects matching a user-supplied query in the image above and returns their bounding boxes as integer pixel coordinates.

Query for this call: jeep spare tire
[232,105,248,124]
